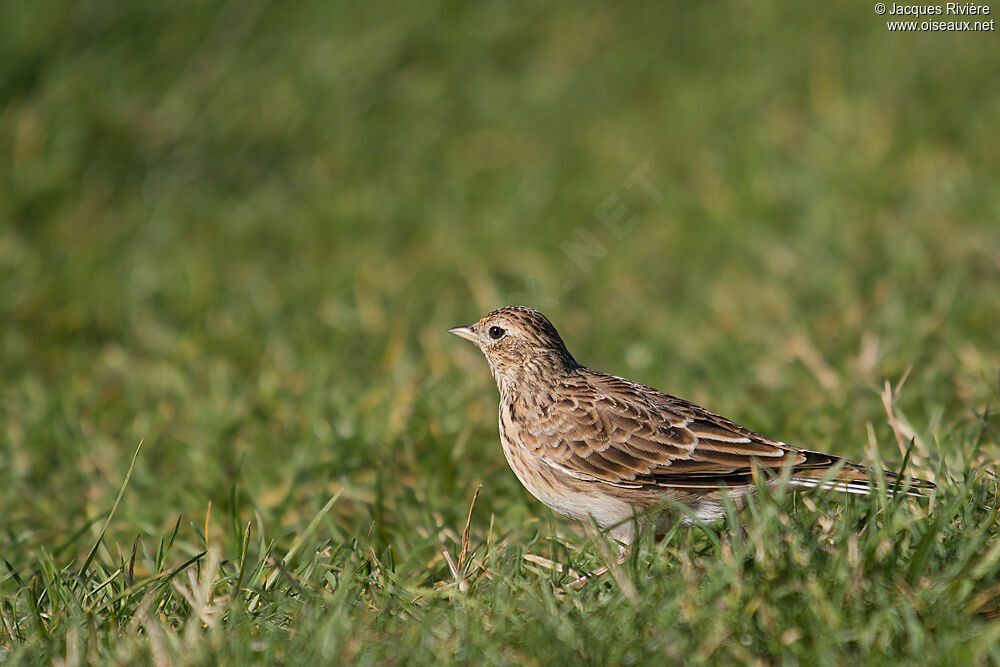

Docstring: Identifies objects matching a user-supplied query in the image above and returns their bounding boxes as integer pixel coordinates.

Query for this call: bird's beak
[447,325,477,342]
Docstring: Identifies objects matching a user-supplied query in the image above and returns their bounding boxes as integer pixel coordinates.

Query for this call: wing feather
[510,370,846,490]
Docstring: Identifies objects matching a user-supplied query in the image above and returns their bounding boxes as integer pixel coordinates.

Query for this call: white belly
[498,435,637,541]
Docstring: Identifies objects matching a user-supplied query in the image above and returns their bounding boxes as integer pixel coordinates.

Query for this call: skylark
[449,306,934,553]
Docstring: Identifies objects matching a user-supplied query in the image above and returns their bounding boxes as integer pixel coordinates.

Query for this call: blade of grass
[906,514,943,584]
[264,490,342,592]
[87,551,206,615]
[78,439,144,579]
[230,521,252,606]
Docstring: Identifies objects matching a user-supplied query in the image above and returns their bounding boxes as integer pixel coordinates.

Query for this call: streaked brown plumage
[449,306,934,547]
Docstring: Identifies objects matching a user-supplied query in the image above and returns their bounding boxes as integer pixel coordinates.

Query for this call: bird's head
[448,306,578,387]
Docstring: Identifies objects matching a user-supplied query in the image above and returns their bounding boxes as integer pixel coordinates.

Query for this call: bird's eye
[488,326,506,340]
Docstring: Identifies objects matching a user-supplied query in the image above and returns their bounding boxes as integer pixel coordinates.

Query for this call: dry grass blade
[173,548,223,641]
[439,485,484,592]
[882,367,913,457]
[522,553,565,573]
[881,366,933,474]
[458,485,481,573]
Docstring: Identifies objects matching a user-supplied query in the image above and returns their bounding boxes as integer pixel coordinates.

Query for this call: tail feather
[788,458,936,498]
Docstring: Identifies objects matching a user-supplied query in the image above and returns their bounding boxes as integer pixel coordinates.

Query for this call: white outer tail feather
[788,477,928,497]
[788,478,874,495]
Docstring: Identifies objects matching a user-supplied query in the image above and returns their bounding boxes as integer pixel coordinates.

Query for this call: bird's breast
[497,403,634,532]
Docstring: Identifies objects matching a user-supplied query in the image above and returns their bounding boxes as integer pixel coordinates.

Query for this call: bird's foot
[566,546,628,589]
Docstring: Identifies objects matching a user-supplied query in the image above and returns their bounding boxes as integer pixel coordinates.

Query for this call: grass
[2,0,999,663]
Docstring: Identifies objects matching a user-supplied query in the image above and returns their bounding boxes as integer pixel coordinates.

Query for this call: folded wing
[510,371,927,494]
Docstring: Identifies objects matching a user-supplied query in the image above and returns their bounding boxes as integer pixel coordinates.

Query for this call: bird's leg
[567,543,628,589]
[729,507,747,546]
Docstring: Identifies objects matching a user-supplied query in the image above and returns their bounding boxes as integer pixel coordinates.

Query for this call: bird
[448,306,934,579]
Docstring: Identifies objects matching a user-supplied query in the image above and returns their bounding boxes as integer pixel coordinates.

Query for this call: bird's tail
[787,457,936,498]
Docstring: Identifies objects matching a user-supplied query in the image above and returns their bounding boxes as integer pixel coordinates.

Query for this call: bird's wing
[512,371,851,490]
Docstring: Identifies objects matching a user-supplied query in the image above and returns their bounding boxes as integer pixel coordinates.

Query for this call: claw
[566,546,629,589]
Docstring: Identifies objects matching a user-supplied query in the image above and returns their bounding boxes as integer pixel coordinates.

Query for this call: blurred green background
[1,0,998,573]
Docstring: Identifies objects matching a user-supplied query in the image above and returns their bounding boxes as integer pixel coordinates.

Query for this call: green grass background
[2,0,999,663]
